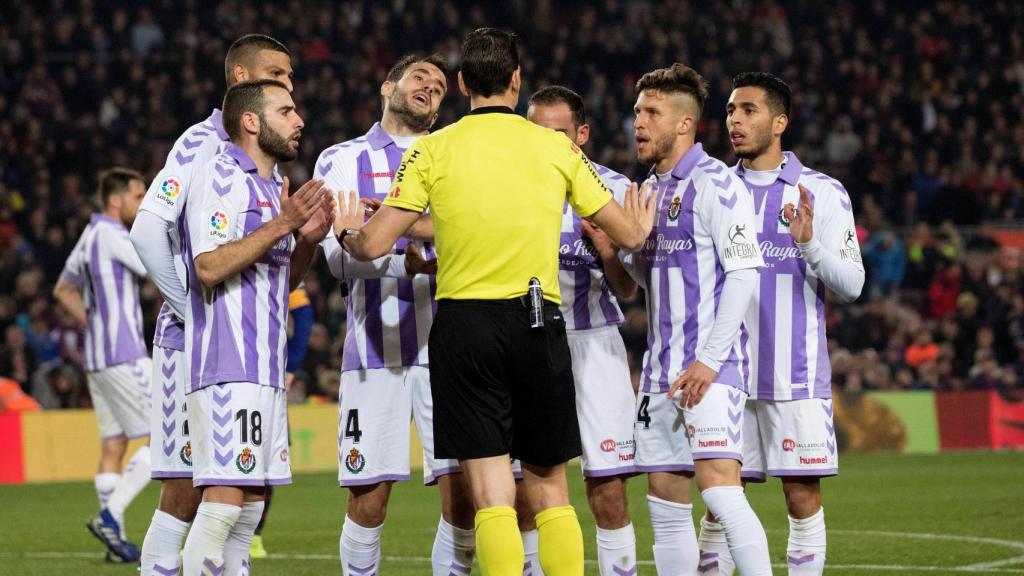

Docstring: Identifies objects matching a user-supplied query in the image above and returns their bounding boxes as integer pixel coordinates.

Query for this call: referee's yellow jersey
[383,107,613,303]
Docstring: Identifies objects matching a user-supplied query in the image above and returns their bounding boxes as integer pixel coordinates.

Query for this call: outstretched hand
[625,176,658,241]
[333,190,366,235]
[667,361,717,409]
[280,177,330,231]
[298,188,336,243]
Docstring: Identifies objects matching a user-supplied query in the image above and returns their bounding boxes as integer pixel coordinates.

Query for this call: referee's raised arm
[333,28,654,576]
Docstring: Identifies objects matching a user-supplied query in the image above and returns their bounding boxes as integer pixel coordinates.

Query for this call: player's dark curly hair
[635,63,710,117]
[733,71,792,117]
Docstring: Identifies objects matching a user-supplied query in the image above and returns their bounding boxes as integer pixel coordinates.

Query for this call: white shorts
[189,383,291,487]
[741,398,838,482]
[569,326,636,477]
[150,346,192,479]
[338,366,460,487]
[633,388,693,473]
[683,383,747,462]
[88,357,153,440]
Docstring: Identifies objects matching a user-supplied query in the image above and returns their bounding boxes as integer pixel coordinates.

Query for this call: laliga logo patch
[236,447,257,474]
[782,438,797,452]
[157,177,182,206]
[209,211,229,240]
[179,441,192,466]
[345,448,366,473]
[668,196,681,221]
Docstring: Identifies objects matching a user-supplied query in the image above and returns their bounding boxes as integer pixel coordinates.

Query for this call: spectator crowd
[0,0,1022,407]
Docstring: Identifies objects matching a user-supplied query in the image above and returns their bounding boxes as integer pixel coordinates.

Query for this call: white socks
[341,515,383,575]
[521,529,543,575]
[431,517,475,576]
[596,524,637,576]
[183,502,241,576]
[788,507,826,575]
[95,473,120,509]
[141,510,190,576]
[697,517,735,575]
[224,501,263,576]
[646,494,698,575]
[700,487,771,576]
[107,446,152,532]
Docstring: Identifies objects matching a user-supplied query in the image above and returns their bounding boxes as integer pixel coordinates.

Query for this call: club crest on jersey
[236,447,256,474]
[157,177,182,207]
[179,441,192,466]
[209,211,229,240]
[668,196,681,221]
[778,206,795,227]
[345,448,366,473]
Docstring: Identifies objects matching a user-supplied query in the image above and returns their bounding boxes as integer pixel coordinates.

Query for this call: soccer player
[314,53,476,576]
[179,79,333,576]
[53,168,152,562]
[627,63,771,575]
[334,28,655,576]
[129,34,294,575]
[525,86,639,576]
[696,72,864,576]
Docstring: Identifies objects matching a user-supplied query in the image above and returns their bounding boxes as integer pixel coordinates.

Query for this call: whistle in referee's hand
[528,277,544,329]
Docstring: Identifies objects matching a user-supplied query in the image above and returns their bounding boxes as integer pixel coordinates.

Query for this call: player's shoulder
[317,135,370,164]
[692,152,745,198]
[592,161,631,194]
[797,165,853,211]
[166,117,228,169]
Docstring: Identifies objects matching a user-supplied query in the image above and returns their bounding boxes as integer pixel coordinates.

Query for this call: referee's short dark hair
[460,28,519,98]
[528,86,586,129]
[222,79,290,141]
[224,34,290,86]
[98,168,143,207]
[636,63,710,117]
[386,52,451,84]
[733,72,792,117]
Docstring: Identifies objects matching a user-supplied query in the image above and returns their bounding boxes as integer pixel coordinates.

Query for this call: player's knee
[159,479,202,522]
[442,473,476,530]
[782,478,821,518]
[586,478,630,529]
[347,484,391,526]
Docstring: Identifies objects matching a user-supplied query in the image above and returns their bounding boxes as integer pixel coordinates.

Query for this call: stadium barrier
[1,390,1021,484]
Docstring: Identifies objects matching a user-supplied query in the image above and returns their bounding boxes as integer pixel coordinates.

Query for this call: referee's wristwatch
[336,227,359,245]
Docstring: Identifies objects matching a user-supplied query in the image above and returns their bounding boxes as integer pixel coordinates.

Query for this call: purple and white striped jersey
[630,143,765,394]
[59,214,148,371]
[138,109,231,352]
[315,123,436,373]
[183,144,293,392]
[736,152,863,401]
[558,163,632,331]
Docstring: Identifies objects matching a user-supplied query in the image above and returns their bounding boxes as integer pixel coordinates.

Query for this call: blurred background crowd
[1,0,1023,408]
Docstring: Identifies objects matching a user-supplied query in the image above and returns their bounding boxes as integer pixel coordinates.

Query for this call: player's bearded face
[388,63,446,132]
[257,113,300,162]
[731,113,774,159]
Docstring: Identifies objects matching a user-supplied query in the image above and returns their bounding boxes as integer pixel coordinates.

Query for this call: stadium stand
[0,0,1022,406]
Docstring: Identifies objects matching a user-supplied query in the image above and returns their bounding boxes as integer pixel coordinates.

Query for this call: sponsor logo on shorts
[784,438,827,454]
[782,438,797,452]
[687,425,696,439]
[345,448,366,474]
[800,456,828,465]
[279,448,289,462]
[600,439,616,453]
[236,447,256,474]
[698,439,728,448]
[619,453,634,462]
[691,425,726,438]
[179,441,192,466]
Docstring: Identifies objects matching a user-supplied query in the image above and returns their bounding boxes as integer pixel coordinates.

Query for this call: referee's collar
[467,106,516,116]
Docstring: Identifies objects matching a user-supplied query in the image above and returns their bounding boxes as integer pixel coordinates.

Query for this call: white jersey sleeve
[797,181,864,303]
[100,224,148,278]
[188,159,249,260]
[59,230,89,288]
[704,174,765,273]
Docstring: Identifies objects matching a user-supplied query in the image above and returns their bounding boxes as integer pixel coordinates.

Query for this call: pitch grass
[2,452,1023,575]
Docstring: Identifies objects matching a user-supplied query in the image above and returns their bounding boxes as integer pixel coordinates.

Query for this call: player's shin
[431,516,475,576]
[182,502,241,576]
[697,515,736,576]
[596,523,636,576]
[107,445,152,533]
[647,494,699,576]
[223,500,264,575]
[141,509,190,576]
[700,486,771,576]
[340,515,383,576]
[787,507,826,576]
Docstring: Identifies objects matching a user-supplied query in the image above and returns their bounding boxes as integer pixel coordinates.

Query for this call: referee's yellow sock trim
[474,506,523,576]
[536,505,584,576]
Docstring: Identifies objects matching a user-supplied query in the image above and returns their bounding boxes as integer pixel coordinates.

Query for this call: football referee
[335,28,656,576]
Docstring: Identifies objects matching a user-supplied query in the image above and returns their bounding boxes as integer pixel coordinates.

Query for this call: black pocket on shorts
[543,309,570,373]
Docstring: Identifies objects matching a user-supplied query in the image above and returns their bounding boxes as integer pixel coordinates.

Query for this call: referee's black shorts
[429,298,582,467]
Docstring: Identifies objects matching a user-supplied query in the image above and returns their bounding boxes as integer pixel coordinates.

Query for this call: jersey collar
[366,122,395,151]
[658,142,704,180]
[210,109,230,142]
[224,143,282,185]
[90,213,123,228]
[734,151,804,185]
[467,105,516,115]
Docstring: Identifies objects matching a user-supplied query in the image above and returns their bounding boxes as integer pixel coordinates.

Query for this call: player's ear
[774,113,789,138]
[576,123,591,147]
[241,110,260,136]
[232,64,249,84]
[510,67,521,94]
[457,71,469,97]
[381,80,395,100]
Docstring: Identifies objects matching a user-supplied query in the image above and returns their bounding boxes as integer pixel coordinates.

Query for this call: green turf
[2,452,1023,575]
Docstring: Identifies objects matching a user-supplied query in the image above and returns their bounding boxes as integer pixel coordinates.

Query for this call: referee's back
[386,107,611,303]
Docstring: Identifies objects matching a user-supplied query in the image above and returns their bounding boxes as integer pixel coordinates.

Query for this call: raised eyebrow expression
[408,65,447,92]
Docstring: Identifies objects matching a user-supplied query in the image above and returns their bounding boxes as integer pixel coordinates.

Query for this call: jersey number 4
[344,409,363,444]
[636,395,652,429]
